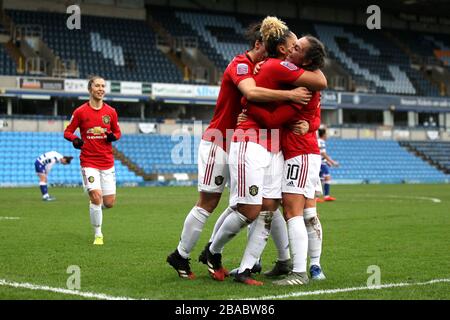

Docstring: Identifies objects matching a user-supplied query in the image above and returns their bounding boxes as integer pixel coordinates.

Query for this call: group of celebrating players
[40,14,336,286]
[167,16,331,286]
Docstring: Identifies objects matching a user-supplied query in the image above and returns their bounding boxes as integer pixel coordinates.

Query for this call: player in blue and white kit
[317,128,338,202]
[35,151,73,201]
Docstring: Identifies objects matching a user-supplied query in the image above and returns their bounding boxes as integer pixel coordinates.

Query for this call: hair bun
[260,16,288,42]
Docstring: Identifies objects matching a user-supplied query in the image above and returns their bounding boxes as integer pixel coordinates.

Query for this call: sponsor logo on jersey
[88,176,95,183]
[286,181,295,187]
[249,185,259,196]
[102,115,111,125]
[87,126,106,135]
[280,61,299,71]
[237,63,249,75]
[215,175,224,186]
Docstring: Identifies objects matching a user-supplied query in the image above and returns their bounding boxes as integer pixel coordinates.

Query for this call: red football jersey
[202,52,255,152]
[246,92,322,160]
[64,102,121,170]
[234,58,304,152]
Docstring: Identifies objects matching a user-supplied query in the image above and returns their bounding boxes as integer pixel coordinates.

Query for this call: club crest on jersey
[102,115,111,125]
[215,175,224,186]
[237,63,249,75]
[280,61,298,71]
[249,185,259,196]
[88,176,95,183]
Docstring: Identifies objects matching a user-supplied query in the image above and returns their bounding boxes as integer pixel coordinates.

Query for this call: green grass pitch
[0,184,449,300]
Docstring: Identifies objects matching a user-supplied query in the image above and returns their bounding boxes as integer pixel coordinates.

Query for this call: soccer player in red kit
[166,22,312,280]
[64,75,121,245]
[245,35,328,284]
[204,17,327,285]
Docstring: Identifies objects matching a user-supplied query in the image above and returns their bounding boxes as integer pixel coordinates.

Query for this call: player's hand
[290,87,312,104]
[330,160,339,167]
[237,112,248,125]
[72,138,84,149]
[290,120,309,135]
[253,61,265,75]
[106,132,117,142]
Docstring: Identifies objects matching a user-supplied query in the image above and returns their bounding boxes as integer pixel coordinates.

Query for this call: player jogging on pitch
[64,75,121,245]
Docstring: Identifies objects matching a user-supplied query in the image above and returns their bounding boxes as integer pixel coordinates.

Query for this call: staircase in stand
[113,147,155,181]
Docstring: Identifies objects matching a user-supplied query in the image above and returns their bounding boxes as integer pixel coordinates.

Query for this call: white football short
[282,154,321,199]
[81,166,116,196]
[229,141,283,207]
[197,139,229,193]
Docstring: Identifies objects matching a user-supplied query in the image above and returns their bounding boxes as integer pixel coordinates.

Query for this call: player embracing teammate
[166,22,311,279]
[202,17,328,285]
[244,32,328,284]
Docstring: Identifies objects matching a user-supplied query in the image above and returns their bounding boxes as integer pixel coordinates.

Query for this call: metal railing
[13,24,42,44]
[25,56,47,75]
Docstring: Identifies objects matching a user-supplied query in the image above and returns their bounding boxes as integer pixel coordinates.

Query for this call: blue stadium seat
[0,132,143,186]
[327,139,449,183]
[5,9,184,83]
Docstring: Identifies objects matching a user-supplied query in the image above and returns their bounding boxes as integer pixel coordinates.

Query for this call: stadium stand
[0,6,444,95]
[4,131,446,185]
[114,134,198,175]
[113,135,449,184]
[175,11,247,67]
[425,34,450,62]
[0,44,17,76]
[0,132,143,186]
[326,139,449,183]
[5,9,184,82]
[400,140,450,174]
[148,6,245,71]
[314,24,441,96]
[0,4,448,187]
[147,6,442,95]
[149,7,320,73]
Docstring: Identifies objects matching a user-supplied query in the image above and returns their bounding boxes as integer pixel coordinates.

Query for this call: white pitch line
[387,195,442,203]
[354,195,442,203]
[0,217,21,220]
[2,278,449,300]
[0,279,143,300]
[240,278,450,300]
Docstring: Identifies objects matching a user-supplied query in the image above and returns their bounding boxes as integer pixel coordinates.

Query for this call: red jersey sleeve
[110,109,121,140]
[64,108,81,142]
[308,106,321,132]
[229,59,253,86]
[246,103,298,129]
[270,60,305,84]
